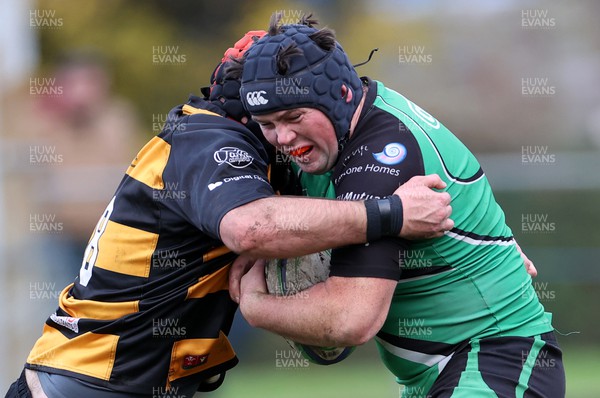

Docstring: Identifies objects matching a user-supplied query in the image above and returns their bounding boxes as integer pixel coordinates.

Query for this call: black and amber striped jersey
[25,96,274,394]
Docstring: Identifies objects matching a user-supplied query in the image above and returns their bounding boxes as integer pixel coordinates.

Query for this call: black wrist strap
[364,198,382,242]
[388,194,403,237]
[364,195,403,242]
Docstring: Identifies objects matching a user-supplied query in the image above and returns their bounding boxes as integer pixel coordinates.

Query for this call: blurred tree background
[1,0,599,396]
[32,0,371,137]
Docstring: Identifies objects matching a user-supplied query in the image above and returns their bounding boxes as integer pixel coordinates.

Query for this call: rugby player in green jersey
[235,14,565,397]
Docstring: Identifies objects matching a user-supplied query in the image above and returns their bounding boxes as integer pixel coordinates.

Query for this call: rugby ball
[265,250,356,365]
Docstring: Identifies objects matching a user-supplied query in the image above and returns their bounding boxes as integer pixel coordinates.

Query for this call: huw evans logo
[398,318,432,338]
[522,349,557,369]
[275,349,310,369]
[399,250,432,269]
[275,9,304,25]
[521,213,556,234]
[29,145,63,164]
[30,282,61,300]
[401,385,432,398]
[398,45,432,64]
[152,45,187,65]
[30,77,63,97]
[521,146,556,165]
[521,281,556,303]
[29,214,63,233]
[152,318,187,337]
[151,113,186,133]
[275,215,309,232]
[521,78,556,97]
[152,249,187,269]
[275,78,309,96]
[152,386,188,398]
[30,9,63,28]
[153,182,187,201]
[521,9,556,29]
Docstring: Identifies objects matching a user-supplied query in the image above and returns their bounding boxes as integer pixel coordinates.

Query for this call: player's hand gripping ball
[264,250,355,365]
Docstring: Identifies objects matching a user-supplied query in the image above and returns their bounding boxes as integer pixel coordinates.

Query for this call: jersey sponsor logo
[405,98,440,129]
[208,181,223,191]
[50,313,80,333]
[373,143,407,165]
[245,90,268,106]
[334,165,364,185]
[337,191,380,201]
[207,174,268,191]
[334,163,401,185]
[182,354,209,369]
[213,147,254,168]
[365,163,401,177]
[341,144,369,166]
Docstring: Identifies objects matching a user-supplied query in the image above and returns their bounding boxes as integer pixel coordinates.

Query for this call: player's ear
[341,84,353,103]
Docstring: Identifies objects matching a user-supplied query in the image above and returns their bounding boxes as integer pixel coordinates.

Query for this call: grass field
[561,344,600,398]
[206,340,599,398]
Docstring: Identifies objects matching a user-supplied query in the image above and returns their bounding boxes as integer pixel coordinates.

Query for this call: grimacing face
[252,108,339,175]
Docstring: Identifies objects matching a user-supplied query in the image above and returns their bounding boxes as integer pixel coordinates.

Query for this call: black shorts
[422,331,565,398]
[5,369,225,398]
[5,370,32,398]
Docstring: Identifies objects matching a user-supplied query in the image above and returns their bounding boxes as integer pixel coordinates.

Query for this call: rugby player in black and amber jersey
[6,32,453,398]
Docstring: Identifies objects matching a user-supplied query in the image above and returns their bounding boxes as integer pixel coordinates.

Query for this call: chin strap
[353,48,379,68]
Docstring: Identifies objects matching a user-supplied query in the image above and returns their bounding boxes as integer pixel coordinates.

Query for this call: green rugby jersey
[325,79,554,393]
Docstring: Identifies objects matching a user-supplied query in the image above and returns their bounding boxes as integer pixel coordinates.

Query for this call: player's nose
[275,124,297,146]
